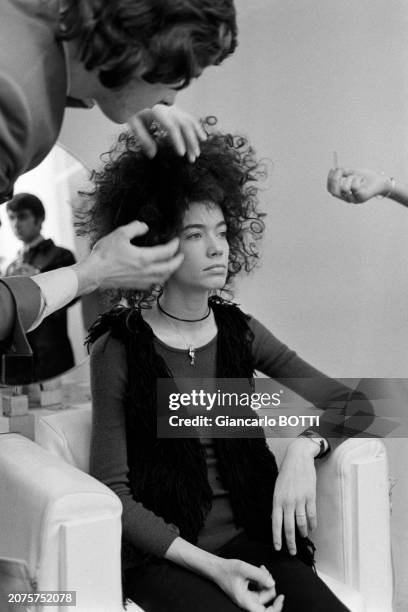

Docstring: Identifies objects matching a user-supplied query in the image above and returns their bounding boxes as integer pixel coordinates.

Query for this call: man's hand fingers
[241,599,266,612]
[156,117,186,157]
[266,594,285,611]
[272,503,283,551]
[295,504,308,538]
[118,253,184,290]
[283,506,296,555]
[148,253,185,283]
[140,238,180,263]
[127,115,158,158]
[179,120,201,162]
[118,220,149,240]
[195,119,207,142]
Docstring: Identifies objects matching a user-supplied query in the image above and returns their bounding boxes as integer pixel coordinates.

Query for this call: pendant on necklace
[188,346,196,366]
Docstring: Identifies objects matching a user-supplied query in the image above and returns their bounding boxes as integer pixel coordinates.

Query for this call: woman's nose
[207,240,223,257]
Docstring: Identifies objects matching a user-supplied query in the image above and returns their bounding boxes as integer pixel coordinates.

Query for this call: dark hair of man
[58,0,237,89]
[78,119,266,307]
[6,193,45,221]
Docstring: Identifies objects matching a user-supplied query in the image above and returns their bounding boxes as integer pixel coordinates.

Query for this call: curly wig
[59,0,237,89]
[79,120,266,306]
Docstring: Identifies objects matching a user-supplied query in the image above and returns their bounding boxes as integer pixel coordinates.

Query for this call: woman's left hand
[272,437,318,555]
[127,105,207,162]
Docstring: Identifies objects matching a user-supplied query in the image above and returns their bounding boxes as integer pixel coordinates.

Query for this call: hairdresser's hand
[128,104,206,162]
[272,438,317,556]
[215,559,285,612]
[327,167,391,203]
[72,220,184,295]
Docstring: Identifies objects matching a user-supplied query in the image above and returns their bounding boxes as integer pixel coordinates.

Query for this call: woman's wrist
[165,536,224,582]
[288,436,320,459]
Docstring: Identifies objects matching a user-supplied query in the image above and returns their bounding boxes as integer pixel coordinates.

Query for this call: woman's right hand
[327,167,392,203]
[214,558,285,612]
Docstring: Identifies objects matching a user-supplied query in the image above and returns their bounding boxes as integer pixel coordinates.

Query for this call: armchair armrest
[312,438,392,612]
[0,434,124,612]
[269,437,392,612]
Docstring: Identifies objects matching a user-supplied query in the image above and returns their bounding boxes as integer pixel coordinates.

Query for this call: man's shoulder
[0,0,66,201]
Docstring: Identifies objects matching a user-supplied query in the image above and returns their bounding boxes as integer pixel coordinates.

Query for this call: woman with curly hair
[86,127,369,611]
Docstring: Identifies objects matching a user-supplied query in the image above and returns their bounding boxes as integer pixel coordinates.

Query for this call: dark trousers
[124,533,350,612]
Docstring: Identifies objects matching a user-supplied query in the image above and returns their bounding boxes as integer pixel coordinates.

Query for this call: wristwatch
[299,430,330,459]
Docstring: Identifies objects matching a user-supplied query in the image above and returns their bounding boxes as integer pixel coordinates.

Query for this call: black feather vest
[88,297,314,568]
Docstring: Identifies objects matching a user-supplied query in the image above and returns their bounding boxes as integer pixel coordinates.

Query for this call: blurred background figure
[5,193,76,380]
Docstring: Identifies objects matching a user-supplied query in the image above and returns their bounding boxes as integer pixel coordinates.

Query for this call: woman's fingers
[273,498,299,553]
[306,500,317,532]
[258,586,278,606]
[272,503,283,551]
[283,506,296,555]
[295,503,308,538]
[257,565,276,604]
[242,562,275,590]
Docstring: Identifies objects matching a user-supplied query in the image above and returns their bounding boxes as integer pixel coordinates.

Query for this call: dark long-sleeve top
[89,315,373,561]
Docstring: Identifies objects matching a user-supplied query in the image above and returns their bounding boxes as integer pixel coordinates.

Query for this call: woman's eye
[219,230,227,238]
[186,232,202,240]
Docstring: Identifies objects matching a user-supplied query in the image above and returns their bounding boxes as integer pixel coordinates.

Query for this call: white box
[2,394,29,417]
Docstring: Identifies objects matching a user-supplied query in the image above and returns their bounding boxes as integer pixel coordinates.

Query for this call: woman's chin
[207,280,227,291]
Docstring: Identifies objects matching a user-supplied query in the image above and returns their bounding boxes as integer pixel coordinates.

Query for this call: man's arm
[0,277,41,342]
[1,220,183,345]
[0,71,31,203]
[0,277,41,384]
[0,283,15,341]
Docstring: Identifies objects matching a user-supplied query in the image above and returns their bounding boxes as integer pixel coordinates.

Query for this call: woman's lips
[203,264,227,272]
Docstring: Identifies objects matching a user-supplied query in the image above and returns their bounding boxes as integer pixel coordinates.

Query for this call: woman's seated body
[86,127,373,612]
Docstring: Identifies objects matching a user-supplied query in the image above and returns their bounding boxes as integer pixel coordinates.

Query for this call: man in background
[5,193,76,380]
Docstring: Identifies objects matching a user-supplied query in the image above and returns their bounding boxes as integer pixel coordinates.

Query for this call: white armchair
[0,432,127,612]
[0,405,393,612]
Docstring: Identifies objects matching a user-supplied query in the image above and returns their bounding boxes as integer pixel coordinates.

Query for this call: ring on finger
[149,120,169,140]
